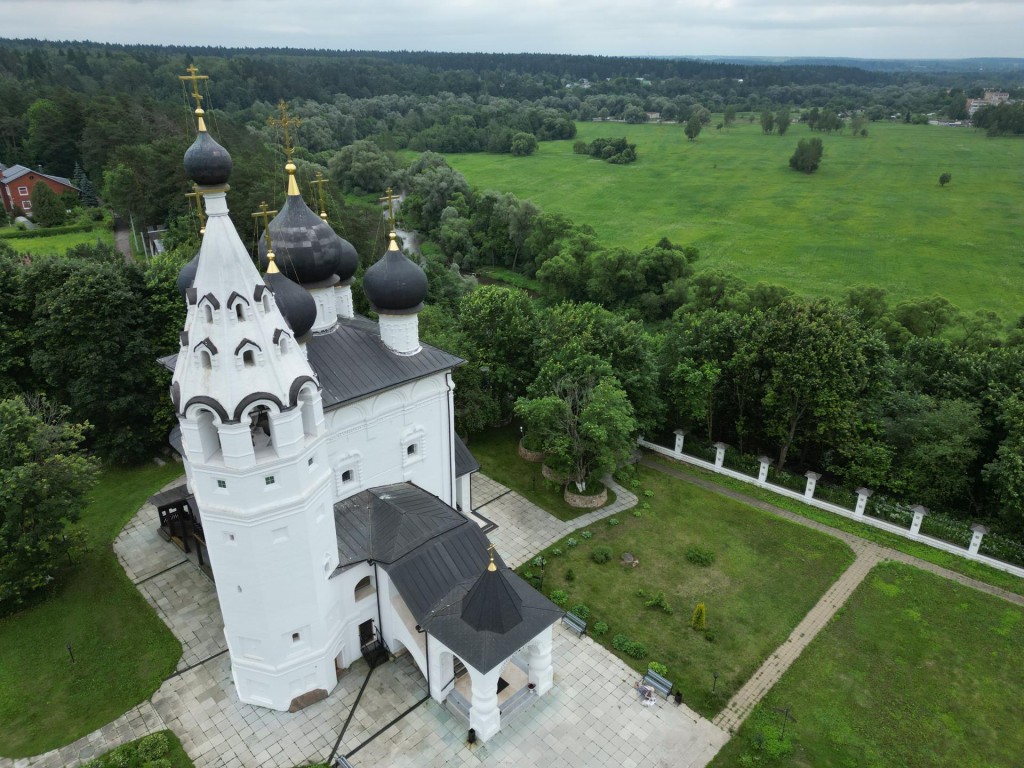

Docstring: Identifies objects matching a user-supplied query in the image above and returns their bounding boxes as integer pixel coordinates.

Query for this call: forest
[3,39,1024,612]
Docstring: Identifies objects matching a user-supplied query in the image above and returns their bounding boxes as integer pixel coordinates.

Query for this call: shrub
[644,591,673,615]
[607,517,621,526]
[564,568,575,582]
[632,509,642,517]
[580,530,594,540]
[692,602,707,631]
[570,604,590,620]
[566,537,579,548]
[686,545,716,566]
[550,546,564,556]
[532,555,547,568]
[640,501,650,510]
[549,589,568,606]
[107,747,136,768]
[789,137,824,174]
[704,628,717,643]
[145,760,173,768]
[138,732,170,761]
[630,479,641,490]
[642,489,654,498]
[624,640,648,659]
[612,633,630,651]
[592,621,609,636]
[591,546,613,564]
[648,661,668,677]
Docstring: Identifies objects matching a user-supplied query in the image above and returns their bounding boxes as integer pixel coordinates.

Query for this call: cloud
[2,0,1022,58]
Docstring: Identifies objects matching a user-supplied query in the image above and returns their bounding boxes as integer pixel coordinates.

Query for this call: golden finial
[252,201,279,271]
[179,64,209,132]
[309,172,330,220]
[185,185,206,235]
[487,544,497,572]
[379,187,397,239]
[268,101,303,196]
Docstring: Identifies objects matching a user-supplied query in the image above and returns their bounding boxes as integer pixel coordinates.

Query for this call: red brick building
[0,164,78,216]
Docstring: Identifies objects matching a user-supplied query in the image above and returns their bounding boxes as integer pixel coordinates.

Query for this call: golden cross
[487,543,497,571]
[267,100,302,162]
[309,172,330,220]
[378,187,397,232]
[179,64,208,111]
[252,201,278,257]
[185,185,206,235]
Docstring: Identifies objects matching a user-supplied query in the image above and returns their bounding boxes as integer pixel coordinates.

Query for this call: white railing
[639,438,1024,580]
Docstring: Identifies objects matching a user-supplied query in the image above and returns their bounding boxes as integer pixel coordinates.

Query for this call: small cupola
[460,546,523,635]
[362,230,428,356]
[264,249,317,341]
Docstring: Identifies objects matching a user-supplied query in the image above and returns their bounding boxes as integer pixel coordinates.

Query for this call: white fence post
[969,524,989,556]
[854,488,873,518]
[910,505,929,536]
[713,442,728,468]
[804,471,821,500]
[757,456,772,485]
[673,429,686,455]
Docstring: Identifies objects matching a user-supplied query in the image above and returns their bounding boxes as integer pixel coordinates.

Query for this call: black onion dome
[363,240,428,315]
[258,195,345,285]
[183,131,232,187]
[176,252,200,297]
[336,235,358,283]
[264,270,317,338]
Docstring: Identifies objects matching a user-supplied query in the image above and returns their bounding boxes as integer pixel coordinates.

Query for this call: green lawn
[710,561,1024,767]
[522,465,855,718]
[446,120,1024,320]
[0,227,115,255]
[647,453,1024,598]
[0,463,184,758]
[469,424,615,521]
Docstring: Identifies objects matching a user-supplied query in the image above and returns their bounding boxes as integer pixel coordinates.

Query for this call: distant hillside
[698,56,1024,76]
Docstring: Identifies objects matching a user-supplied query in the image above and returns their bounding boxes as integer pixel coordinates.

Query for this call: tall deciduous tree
[684,114,702,141]
[0,396,98,614]
[789,138,823,174]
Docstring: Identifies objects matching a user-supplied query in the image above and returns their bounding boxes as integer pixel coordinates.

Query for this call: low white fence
[639,437,1024,580]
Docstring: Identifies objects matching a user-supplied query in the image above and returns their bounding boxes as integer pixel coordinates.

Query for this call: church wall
[324,371,457,507]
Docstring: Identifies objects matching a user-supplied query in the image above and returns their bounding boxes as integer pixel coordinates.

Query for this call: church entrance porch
[445,656,536,731]
[150,482,213,580]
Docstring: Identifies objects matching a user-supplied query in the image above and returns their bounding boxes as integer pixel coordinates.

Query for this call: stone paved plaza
[2,472,724,768]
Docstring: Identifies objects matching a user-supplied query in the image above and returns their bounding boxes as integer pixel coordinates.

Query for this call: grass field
[0,226,115,255]
[469,425,614,521]
[709,561,1024,767]
[523,464,855,718]
[445,120,1024,320]
[0,463,184,758]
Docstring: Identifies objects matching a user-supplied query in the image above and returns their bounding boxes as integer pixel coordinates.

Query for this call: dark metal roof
[306,317,463,410]
[333,483,467,568]
[332,482,561,673]
[157,316,463,409]
[148,482,190,509]
[454,435,480,478]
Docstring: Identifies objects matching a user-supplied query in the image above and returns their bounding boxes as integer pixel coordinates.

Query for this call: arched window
[354,575,375,601]
[242,350,255,368]
[204,304,214,323]
[194,408,221,461]
[199,349,212,370]
[248,405,273,451]
[298,385,319,439]
[235,303,245,321]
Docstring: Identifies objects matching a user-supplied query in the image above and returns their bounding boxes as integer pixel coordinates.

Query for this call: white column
[713,442,728,468]
[219,422,255,469]
[968,524,989,556]
[854,488,873,518]
[468,663,503,742]
[757,456,771,484]
[804,471,821,499]
[910,505,929,536]
[527,625,554,696]
[673,429,686,455]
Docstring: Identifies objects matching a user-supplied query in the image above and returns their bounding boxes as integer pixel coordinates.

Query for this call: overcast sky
[3,0,1022,60]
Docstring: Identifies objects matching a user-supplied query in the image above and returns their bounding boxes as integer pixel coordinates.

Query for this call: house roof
[333,482,561,673]
[0,164,77,190]
[454,435,480,478]
[158,315,463,412]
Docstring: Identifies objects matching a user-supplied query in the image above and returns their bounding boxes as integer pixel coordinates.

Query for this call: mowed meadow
[446,119,1024,319]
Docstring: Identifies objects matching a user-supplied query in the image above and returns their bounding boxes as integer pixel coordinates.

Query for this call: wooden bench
[561,612,587,636]
[643,669,673,700]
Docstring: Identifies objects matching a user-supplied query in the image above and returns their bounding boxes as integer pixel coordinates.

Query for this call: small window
[225,532,236,543]
[407,444,417,456]
[261,293,272,312]
[21,201,31,210]
[265,476,275,486]
[242,350,255,367]
[235,303,245,321]
[17,186,28,196]
[291,632,301,643]
[342,469,353,483]
[217,479,226,489]
[199,350,212,370]
[308,457,314,467]
[204,304,214,323]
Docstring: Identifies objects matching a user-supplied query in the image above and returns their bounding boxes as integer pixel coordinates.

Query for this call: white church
[152,94,562,743]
